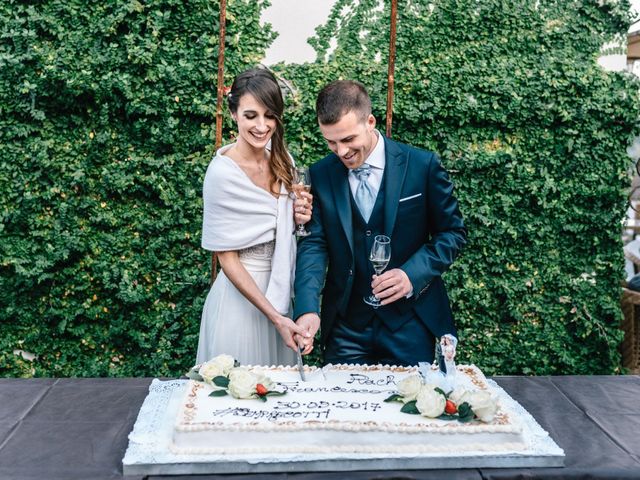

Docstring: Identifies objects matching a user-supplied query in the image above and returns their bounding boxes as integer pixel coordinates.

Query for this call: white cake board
[122,379,564,476]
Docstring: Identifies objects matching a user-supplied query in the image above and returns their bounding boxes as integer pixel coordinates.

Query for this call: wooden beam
[385,0,398,138]
[628,32,640,60]
[215,0,227,149]
[212,0,227,284]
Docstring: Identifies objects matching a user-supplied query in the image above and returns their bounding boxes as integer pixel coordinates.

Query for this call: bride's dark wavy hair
[227,68,294,194]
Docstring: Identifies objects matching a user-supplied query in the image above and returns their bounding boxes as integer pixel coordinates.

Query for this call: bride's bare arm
[216,251,308,351]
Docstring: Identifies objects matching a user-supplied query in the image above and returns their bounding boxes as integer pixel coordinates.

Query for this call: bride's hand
[294,191,313,225]
[271,314,310,352]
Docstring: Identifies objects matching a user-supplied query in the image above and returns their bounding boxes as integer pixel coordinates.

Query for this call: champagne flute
[364,235,391,308]
[293,167,311,237]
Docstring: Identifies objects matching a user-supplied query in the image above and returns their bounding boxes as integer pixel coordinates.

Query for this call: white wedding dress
[196,240,295,366]
[195,145,296,367]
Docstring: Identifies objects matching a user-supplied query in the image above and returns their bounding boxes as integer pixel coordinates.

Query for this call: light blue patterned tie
[353,164,375,222]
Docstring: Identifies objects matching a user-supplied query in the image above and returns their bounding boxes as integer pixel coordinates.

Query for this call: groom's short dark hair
[316,80,372,125]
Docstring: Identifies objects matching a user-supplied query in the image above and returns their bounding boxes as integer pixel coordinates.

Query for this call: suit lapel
[383,137,408,236]
[329,157,354,254]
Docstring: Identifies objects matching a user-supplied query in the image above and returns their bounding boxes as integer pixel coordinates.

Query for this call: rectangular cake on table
[123,357,565,475]
[172,363,525,456]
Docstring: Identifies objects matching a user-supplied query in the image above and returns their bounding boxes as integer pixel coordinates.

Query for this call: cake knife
[296,345,307,382]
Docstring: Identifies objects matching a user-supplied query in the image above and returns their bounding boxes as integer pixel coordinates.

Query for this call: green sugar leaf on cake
[400,400,421,415]
[264,391,286,397]
[209,390,228,397]
[457,402,474,422]
[384,393,404,403]
[213,376,230,388]
[437,413,458,421]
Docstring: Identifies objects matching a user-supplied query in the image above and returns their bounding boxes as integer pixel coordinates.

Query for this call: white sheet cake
[171,364,526,455]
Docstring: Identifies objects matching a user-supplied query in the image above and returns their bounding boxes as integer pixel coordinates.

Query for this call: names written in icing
[279,373,397,395]
[211,400,382,422]
[346,373,397,387]
[211,407,331,422]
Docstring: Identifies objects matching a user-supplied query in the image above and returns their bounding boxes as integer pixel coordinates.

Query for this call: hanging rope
[211,0,227,285]
[215,0,227,151]
[385,0,398,138]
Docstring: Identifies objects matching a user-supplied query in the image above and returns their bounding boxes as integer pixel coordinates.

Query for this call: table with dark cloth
[0,375,639,480]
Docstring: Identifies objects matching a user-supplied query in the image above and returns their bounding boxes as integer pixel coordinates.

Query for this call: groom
[294,80,466,366]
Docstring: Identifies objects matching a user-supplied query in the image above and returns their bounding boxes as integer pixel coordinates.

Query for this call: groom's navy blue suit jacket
[293,136,466,345]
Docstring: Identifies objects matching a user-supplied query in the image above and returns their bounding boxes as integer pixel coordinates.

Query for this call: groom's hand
[371,268,412,306]
[295,313,320,355]
[272,315,310,352]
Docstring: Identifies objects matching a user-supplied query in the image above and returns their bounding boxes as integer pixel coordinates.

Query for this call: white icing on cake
[171,364,525,455]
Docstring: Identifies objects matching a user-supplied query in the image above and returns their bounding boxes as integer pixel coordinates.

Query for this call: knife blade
[296,345,307,382]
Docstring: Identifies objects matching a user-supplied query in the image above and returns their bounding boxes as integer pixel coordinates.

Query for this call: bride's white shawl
[201,147,296,314]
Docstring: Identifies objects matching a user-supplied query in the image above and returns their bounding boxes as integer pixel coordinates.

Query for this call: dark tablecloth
[1,375,639,480]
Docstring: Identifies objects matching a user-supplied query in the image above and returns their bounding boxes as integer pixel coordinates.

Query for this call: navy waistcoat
[343,171,417,331]
[344,174,386,328]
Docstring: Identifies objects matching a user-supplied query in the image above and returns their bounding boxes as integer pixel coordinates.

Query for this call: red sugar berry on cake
[256,383,268,396]
[445,399,457,414]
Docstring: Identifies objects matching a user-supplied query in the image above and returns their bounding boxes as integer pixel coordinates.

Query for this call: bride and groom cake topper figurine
[418,334,458,384]
[196,67,466,369]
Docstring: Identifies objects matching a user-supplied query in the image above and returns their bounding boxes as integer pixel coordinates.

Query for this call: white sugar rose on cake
[185,355,285,401]
[385,373,499,423]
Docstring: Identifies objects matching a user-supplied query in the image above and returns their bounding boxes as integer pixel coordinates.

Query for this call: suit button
[348,269,353,276]
[365,230,372,236]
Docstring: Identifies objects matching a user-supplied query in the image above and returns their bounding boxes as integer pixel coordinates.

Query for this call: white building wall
[261,0,337,65]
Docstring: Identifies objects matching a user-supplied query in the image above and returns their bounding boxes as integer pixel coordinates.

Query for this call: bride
[196,68,312,366]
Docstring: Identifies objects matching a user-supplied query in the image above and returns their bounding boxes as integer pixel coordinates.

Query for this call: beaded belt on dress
[238,240,275,260]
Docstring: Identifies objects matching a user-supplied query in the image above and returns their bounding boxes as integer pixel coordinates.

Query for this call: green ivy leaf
[1,0,634,379]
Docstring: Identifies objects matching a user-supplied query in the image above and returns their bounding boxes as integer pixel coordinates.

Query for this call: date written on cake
[273,400,381,411]
[211,400,382,422]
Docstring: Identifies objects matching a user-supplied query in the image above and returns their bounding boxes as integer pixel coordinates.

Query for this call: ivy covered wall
[1,0,639,377]
[278,0,640,374]
[0,0,274,376]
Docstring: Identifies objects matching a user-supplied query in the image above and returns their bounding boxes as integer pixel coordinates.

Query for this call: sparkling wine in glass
[364,235,391,308]
[293,167,311,237]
